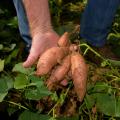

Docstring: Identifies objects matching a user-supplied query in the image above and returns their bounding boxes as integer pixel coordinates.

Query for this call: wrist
[31,25,53,37]
[32,29,59,41]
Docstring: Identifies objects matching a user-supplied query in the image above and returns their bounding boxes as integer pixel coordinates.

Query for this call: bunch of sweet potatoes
[36,32,88,102]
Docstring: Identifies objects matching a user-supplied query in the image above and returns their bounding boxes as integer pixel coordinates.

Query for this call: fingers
[23,31,60,68]
[23,35,44,68]
[23,52,38,68]
[23,46,40,68]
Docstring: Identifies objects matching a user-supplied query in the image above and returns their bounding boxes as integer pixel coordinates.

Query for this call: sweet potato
[58,32,70,47]
[47,55,71,89]
[36,47,69,76]
[71,52,88,102]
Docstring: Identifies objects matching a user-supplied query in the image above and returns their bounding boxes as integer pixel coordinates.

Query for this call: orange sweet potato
[58,32,70,47]
[36,46,69,76]
[71,52,88,102]
[47,55,71,89]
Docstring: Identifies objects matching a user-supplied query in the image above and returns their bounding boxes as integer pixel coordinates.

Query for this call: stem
[110,78,120,83]
[79,43,104,60]
[48,87,70,115]
[84,98,92,120]
[64,87,70,97]
[82,108,89,115]
[48,102,59,115]
[83,47,89,55]
[79,102,85,112]
[4,100,28,110]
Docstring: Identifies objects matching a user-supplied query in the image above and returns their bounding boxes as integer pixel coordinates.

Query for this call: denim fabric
[12,0,31,49]
[13,0,120,48]
[80,0,120,47]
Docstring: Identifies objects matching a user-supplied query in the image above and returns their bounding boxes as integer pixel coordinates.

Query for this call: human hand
[23,31,59,68]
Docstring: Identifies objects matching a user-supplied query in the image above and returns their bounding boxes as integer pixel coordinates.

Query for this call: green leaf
[14,74,29,89]
[51,92,58,101]
[0,76,13,92]
[0,79,8,92]
[7,108,18,116]
[0,44,3,50]
[4,76,14,90]
[57,115,79,120]
[25,75,51,100]
[101,60,110,67]
[28,75,45,82]
[25,89,42,100]
[18,110,50,120]
[115,96,120,117]
[108,59,120,67]
[0,59,4,72]
[92,82,109,93]
[10,44,16,50]
[7,17,18,28]
[0,92,8,102]
[85,94,95,109]
[55,22,75,35]
[5,49,19,64]
[25,87,51,100]
[36,81,45,88]
[12,63,34,75]
[29,75,48,90]
[96,93,116,116]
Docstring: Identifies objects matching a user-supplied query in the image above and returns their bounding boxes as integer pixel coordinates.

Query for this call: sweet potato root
[36,47,69,76]
[58,32,70,47]
[47,55,71,89]
[71,52,88,102]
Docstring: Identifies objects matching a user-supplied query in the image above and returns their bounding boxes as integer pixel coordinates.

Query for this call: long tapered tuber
[36,47,69,76]
[58,32,70,47]
[71,52,88,102]
[47,55,71,89]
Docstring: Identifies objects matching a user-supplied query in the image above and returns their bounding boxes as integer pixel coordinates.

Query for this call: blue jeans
[13,0,31,49]
[13,0,120,48]
[80,0,120,47]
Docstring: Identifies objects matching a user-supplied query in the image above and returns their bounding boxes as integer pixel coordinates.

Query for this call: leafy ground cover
[0,0,120,120]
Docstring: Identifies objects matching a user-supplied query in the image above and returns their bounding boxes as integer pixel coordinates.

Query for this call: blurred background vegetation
[0,0,120,120]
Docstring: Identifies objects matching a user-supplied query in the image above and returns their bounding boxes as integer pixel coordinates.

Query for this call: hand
[23,31,59,68]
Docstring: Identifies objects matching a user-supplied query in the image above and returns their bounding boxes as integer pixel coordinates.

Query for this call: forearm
[23,0,52,37]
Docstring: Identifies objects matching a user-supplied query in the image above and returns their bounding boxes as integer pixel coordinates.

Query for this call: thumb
[23,47,39,68]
